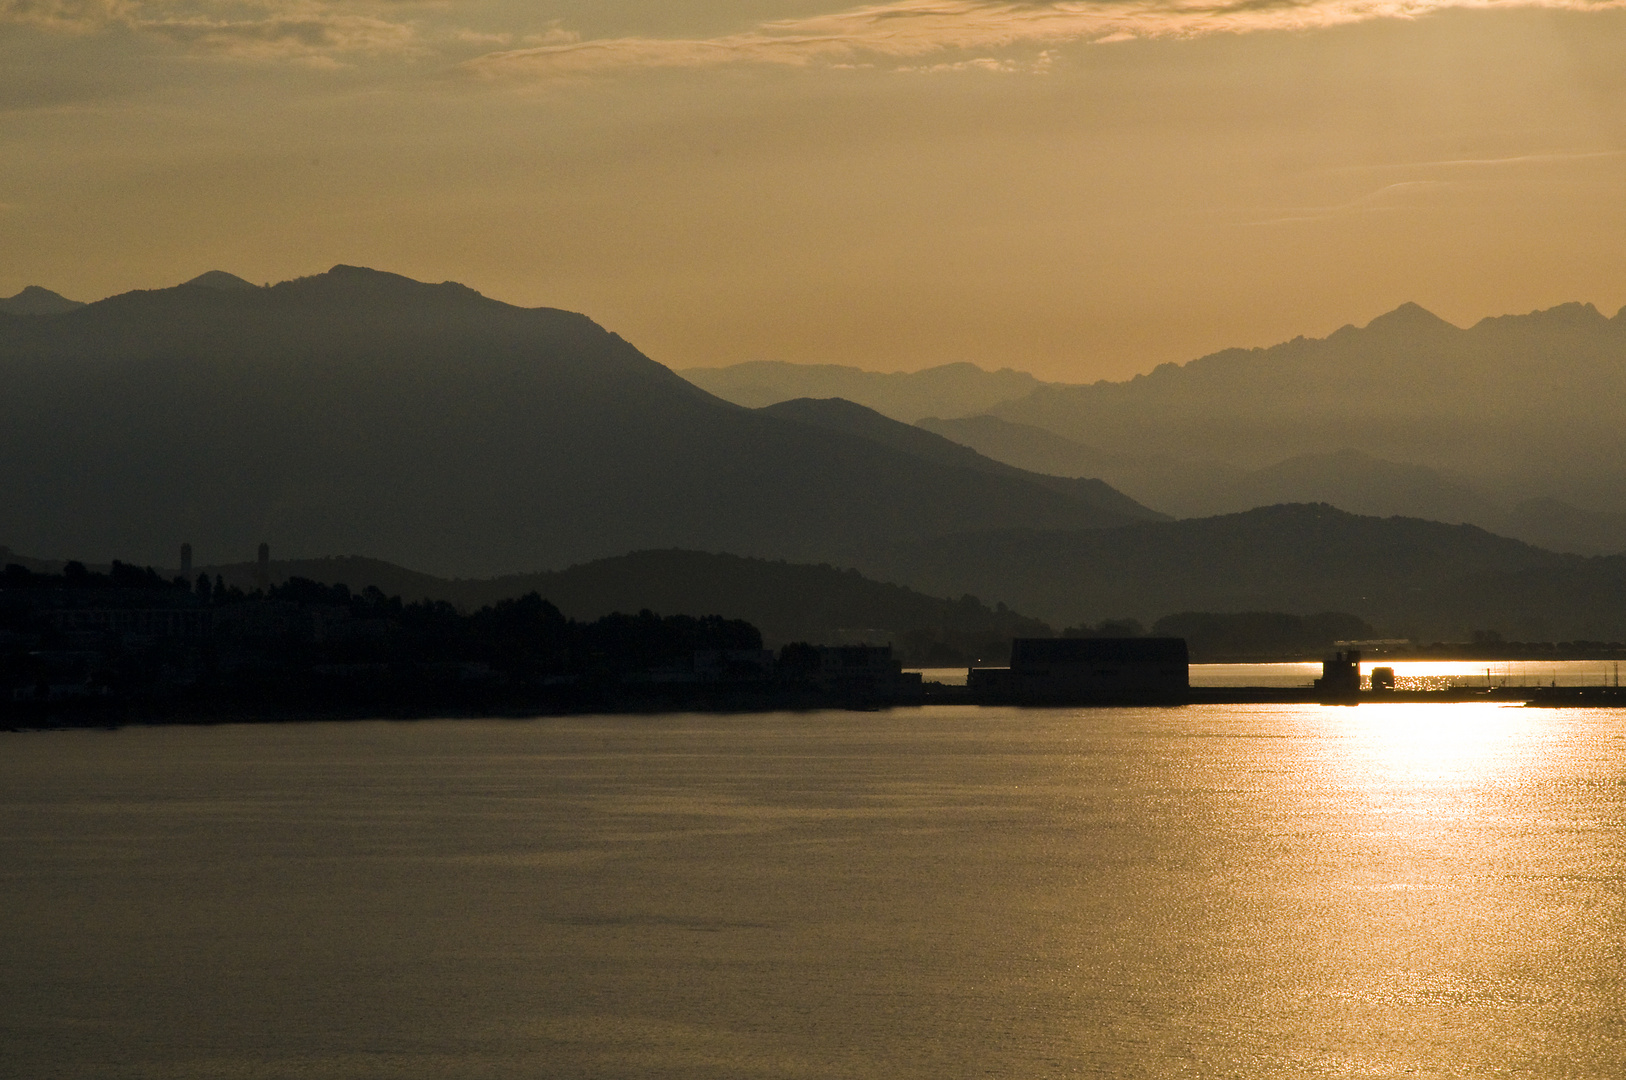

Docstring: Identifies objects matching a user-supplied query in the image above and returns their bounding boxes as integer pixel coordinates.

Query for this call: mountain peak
[1468,301,1613,333]
[327,264,401,279]
[1523,301,1607,327]
[261,264,488,304]
[0,285,85,315]
[183,271,259,291]
[1363,302,1456,333]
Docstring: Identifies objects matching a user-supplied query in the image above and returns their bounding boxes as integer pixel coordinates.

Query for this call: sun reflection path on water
[1186,659,1626,689]
[1321,701,1543,791]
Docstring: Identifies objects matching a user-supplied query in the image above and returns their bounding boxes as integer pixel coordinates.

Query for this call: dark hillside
[0,266,1151,575]
[193,548,1051,664]
[761,398,1165,522]
[680,359,1045,421]
[863,503,1626,640]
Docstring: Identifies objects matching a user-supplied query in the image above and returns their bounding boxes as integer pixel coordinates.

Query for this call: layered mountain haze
[9,270,1624,644]
[919,417,1626,555]
[680,360,1049,423]
[906,302,1626,554]
[0,266,1150,575]
[981,301,1626,514]
[913,414,1229,516]
[760,398,1166,524]
[915,415,1136,481]
[1201,451,1496,523]
[1502,498,1626,558]
[864,504,1626,642]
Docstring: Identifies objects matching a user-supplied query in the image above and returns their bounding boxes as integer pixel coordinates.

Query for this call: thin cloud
[464,0,1626,79]
[0,0,130,34]
[1345,149,1626,171]
[8,0,1626,71]
[1,0,426,59]
[1241,179,1454,225]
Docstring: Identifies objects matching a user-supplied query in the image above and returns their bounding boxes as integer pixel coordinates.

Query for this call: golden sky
[3,0,1624,379]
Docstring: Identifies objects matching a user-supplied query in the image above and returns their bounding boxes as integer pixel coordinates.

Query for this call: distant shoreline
[11,680,1626,732]
[1187,648,1626,664]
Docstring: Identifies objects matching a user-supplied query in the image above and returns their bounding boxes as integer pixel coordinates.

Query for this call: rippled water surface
[3,706,1624,1078]
[1188,660,1626,689]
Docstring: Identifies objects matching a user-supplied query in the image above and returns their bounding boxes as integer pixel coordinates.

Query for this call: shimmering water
[911,660,1626,688]
[1191,660,1626,689]
[2,706,1623,1079]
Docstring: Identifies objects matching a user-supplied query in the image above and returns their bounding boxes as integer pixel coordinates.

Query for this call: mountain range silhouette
[0,265,1154,576]
[7,265,1626,640]
[978,299,1626,519]
[692,301,1626,554]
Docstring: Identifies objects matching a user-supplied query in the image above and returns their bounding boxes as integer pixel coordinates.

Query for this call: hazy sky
[4,1,1624,380]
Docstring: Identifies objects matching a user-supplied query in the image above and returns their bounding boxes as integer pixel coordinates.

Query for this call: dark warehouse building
[969,637,1190,704]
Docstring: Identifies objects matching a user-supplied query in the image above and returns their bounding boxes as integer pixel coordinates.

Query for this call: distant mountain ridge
[12,271,1624,638]
[920,417,1539,536]
[761,398,1165,523]
[980,300,1626,514]
[20,501,1624,644]
[680,359,1050,422]
[911,302,1626,553]
[0,286,84,315]
[862,503,1626,641]
[916,414,1132,479]
[185,548,1051,662]
[0,265,1148,575]
[185,270,259,291]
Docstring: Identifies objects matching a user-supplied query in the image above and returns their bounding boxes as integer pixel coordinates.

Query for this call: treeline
[195,549,1054,666]
[2,566,789,718]
[436,550,1056,666]
[2,559,190,593]
[262,578,762,678]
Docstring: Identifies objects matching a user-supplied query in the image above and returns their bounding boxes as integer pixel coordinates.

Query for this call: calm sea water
[3,705,1623,1079]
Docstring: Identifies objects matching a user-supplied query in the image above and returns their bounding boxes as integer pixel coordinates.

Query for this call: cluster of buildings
[8,543,1346,710]
[649,638,1203,705]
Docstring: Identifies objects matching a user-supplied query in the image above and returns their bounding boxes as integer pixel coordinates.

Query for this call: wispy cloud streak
[0,0,424,60]
[465,0,1626,78]
[1347,149,1626,171]
[6,0,1625,69]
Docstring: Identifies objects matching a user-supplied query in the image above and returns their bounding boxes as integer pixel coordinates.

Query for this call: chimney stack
[256,542,270,591]
[180,543,193,576]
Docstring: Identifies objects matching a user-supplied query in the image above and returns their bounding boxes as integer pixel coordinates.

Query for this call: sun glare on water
[1328,702,1540,790]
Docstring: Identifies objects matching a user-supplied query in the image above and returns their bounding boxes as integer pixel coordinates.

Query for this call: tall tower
[180,543,193,577]
[256,542,270,592]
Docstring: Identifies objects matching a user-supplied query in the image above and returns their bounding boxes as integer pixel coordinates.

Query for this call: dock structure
[938,639,1626,707]
[1313,649,1362,702]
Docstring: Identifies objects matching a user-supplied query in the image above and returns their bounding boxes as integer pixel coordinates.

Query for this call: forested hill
[191,549,1053,665]
[862,503,1626,642]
